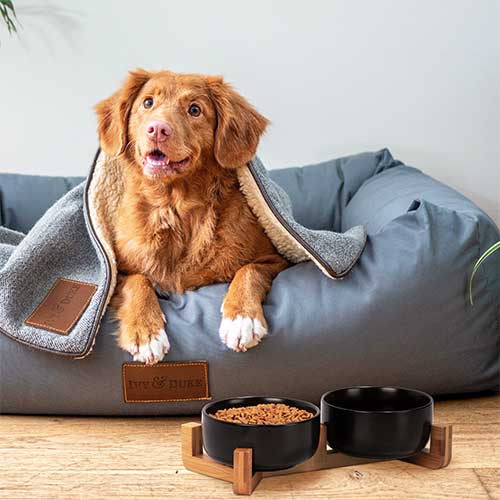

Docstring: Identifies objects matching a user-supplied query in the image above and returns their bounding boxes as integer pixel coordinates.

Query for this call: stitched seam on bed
[76,148,115,358]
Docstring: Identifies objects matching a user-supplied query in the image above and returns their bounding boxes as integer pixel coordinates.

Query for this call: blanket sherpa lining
[0,151,366,357]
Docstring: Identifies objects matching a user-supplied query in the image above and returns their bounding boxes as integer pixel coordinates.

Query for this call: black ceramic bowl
[202,396,320,471]
[321,386,433,459]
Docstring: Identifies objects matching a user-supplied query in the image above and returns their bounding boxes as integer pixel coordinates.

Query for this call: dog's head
[95,69,269,180]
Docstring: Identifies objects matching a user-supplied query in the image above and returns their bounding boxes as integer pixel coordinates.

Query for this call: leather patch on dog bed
[122,361,211,403]
[25,278,98,335]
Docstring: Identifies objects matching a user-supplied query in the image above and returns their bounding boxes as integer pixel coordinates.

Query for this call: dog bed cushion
[0,149,499,415]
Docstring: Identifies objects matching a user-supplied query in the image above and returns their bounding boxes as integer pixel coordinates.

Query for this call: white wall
[1,0,499,225]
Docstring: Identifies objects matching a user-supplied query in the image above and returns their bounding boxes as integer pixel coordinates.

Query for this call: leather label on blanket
[25,278,98,335]
[122,361,211,403]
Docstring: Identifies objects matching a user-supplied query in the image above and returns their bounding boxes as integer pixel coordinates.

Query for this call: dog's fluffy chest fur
[113,167,276,294]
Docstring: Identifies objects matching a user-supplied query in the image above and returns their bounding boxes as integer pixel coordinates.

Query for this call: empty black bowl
[321,386,433,459]
[202,396,320,471]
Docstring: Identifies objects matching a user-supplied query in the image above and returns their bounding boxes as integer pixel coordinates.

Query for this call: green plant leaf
[0,7,10,28]
[1,0,15,11]
[0,0,18,35]
[469,240,500,305]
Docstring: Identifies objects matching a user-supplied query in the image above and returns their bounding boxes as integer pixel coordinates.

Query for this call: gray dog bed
[0,149,499,415]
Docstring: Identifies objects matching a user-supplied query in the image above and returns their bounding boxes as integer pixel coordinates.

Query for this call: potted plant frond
[469,241,500,305]
[1,0,18,35]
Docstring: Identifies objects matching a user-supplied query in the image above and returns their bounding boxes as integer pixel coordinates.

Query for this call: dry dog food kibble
[213,403,314,425]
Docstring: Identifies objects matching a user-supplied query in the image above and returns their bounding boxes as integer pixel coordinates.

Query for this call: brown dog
[95,69,289,364]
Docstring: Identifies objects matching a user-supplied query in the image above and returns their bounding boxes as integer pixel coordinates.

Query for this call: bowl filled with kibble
[201,396,320,471]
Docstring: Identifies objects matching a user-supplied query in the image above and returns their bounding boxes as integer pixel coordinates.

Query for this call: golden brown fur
[95,69,288,363]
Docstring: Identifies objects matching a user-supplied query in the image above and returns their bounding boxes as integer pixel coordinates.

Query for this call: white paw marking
[126,343,140,356]
[219,315,267,352]
[132,329,170,364]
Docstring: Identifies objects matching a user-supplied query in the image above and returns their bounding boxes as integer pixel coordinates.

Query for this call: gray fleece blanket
[0,152,366,356]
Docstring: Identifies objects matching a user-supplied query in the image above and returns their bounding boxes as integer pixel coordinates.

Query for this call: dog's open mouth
[142,149,190,177]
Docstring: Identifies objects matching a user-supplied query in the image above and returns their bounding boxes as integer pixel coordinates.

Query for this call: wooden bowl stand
[181,422,452,495]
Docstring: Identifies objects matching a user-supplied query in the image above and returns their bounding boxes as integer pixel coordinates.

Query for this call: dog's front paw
[118,311,170,365]
[131,328,170,364]
[219,314,267,352]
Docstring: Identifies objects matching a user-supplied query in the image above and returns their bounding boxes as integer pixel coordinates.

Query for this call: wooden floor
[0,394,498,499]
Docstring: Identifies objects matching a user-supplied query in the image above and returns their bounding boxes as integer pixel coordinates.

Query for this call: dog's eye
[188,103,201,117]
[143,98,154,109]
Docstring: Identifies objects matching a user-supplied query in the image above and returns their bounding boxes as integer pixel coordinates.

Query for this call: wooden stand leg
[403,424,452,469]
[182,422,203,456]
[181,422,234,483]
[233,448,262,495]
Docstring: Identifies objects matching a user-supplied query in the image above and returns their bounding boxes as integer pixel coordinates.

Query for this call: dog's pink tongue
[145,153,169,166]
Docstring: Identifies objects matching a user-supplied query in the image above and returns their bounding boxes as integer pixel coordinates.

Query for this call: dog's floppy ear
[94,69,152,157]
[207,76,269,168]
